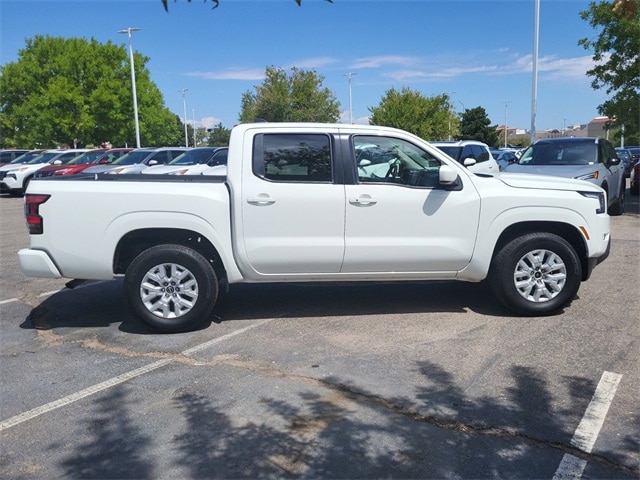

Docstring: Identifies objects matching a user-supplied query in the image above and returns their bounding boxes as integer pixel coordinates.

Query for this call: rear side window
[253,134,333,182]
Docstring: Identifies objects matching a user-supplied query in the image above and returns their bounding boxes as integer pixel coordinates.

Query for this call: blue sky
[1,0,609,134]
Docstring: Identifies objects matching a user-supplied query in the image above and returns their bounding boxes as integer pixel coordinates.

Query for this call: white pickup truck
[19,123,611,332]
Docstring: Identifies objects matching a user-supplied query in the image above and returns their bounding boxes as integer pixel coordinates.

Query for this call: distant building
[503,116,616,141]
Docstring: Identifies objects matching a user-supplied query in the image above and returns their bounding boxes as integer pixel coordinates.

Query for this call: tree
[579,0,640,144]
[238,66,340,123]
[161,0,332,11]
[458,106,500,147]
[368,88,458,141]
[207,122,231,146]
[0,35,185,148]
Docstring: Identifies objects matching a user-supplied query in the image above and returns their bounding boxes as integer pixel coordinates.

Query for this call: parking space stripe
[0,319,272,432]
[0,298,19,305]
[552,371,623,480]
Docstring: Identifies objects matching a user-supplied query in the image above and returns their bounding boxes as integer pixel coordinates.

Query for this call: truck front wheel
[124,244,218,332]
[489,233,581,316]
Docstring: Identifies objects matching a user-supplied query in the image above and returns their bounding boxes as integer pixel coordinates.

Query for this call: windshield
[168,149,215,166]
[517,142,597,166]
[112,150,153,166]
[26,152,61,164]
[435,146,462,161]
[67,150,108,165]
[10,152,44,164]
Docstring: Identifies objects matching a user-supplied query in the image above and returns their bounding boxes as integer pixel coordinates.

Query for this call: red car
[34,148,133,178]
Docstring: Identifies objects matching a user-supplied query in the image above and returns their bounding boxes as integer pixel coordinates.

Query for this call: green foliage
[0,35,184,148]
[239,66,340,123]
[458,106,500,147]
[579,0,640,144]
[207,122,232,146]
[368,87,458,141]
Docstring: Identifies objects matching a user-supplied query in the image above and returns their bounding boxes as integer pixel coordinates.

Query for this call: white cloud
[200,116,222,129]
[350,55,417,69]
[287,56,339,69]
[186,69,265,81]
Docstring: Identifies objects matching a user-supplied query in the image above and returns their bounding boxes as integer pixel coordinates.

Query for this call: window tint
[253,134,332,182]
[473,145,489,163]
[354,136,442,187]
[461,145,474,161]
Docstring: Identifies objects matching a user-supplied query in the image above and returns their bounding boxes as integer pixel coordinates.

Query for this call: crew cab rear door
[342,134,481,273]
[238,129,345,276]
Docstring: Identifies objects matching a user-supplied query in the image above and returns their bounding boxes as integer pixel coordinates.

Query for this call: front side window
[253,134,332,182]
[354,136,442,187]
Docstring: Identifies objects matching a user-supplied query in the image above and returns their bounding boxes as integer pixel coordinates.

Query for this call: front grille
[0,171,7,180]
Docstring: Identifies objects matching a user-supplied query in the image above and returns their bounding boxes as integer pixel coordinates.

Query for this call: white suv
[431,140,499,174]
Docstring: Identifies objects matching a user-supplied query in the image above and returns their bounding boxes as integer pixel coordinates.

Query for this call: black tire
[488,233,581,316]
[124,244,218,332]
[608,183,625,216]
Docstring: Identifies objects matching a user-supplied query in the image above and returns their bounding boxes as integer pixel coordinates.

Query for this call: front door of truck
[342,135,481,274]
[239,131,345,276]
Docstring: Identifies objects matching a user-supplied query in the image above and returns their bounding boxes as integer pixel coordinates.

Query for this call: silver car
[505,137,625,216]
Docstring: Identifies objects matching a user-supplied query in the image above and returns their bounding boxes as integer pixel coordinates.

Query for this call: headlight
[579,191,606,214]
[575,171,599,181]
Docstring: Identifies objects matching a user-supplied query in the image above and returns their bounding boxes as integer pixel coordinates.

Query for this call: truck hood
[496,172,602,193]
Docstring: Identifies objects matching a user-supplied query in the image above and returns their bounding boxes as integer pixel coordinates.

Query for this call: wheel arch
[493,221,589,280]
[114,228,228,287]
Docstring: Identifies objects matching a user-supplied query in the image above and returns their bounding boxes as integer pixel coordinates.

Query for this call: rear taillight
[24,194,50,234]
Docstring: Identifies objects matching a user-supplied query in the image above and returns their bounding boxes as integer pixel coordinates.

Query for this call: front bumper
[584,234,611,281]
[18,248,62,278]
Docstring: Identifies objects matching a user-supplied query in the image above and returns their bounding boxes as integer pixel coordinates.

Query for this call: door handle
[247,194,276,205]
[349,195,377,206]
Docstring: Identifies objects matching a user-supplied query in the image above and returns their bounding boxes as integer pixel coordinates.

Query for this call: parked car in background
[626,146,640,166]
[615,147,633,177]
[630,159,640,195]
[34,149,108,178]
[85,147,188,175]
[490,149,518,171]
[505,137,625,215]
[0,149,30,166]
[1,149,47,167]
[0,149,89,195]
[142,147,228,175]
[431,140,499,174]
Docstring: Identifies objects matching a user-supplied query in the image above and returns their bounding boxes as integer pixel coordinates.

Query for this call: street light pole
[342,72,357,124]
[118,27,141,148]
[530,0,540,144]
[192,109,196,147]
[179,89,189,148]
[504,101,511,147]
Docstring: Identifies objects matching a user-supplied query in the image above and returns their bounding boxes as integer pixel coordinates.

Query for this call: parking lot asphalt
[1,189,639,479]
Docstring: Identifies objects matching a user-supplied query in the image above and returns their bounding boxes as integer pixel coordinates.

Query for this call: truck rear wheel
[124,244,218,332]
[488,233,581,316]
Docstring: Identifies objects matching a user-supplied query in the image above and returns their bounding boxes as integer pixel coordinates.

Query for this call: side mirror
[358,159,372,167]
[148,159,158,166]
[53,160,62,165]
[439,165,459,185]
[607,157,621,166]
[462,157,477,167]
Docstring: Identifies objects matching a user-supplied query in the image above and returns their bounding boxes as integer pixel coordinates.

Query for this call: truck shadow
[19,278,557,334]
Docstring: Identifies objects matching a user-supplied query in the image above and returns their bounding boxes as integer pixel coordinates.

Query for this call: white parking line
[0,289,62,305]
[0,319,272,432]
[0,298,19,305]
[552,371,623,480]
